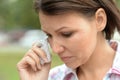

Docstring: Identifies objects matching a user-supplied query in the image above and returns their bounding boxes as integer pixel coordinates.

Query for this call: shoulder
[110,40,120,75]
[111,40,120,67]
[116,41,120,53]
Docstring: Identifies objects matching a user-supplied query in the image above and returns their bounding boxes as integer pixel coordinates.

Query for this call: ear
[95,8,107,32]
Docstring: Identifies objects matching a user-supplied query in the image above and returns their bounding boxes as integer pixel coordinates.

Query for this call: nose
[50,39,64,54]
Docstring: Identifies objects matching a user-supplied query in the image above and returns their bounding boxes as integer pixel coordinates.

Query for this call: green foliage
[116,0,120,7]
[0,0,40,30]
[0,0,120,30]
[0,51,63,80]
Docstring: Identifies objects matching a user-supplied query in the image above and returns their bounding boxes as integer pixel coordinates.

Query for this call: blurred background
[0,0,120,80]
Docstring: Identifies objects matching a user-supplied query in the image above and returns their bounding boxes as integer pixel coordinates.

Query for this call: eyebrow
[42,26,69,34]
[55,26,69,32]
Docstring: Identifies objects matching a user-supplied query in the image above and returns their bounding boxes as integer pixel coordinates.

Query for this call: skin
[40,12,98,69]
[17,8,115,80]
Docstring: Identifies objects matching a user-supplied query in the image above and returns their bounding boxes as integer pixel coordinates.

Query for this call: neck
[77,33,115,80]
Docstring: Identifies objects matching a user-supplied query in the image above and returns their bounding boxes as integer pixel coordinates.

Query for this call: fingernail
[43,58,48,63]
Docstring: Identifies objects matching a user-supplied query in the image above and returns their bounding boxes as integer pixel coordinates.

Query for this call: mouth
[60,56,73,63]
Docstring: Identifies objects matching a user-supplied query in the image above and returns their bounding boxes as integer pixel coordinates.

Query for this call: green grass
[0,49,63,80]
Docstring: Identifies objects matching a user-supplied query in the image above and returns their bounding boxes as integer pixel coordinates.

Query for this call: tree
[0,0,40,31]
[0,0,120,31]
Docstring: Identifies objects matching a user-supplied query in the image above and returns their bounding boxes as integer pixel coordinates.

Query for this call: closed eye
[61,32,73,38]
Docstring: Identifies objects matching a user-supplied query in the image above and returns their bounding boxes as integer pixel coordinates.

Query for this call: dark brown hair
[34,0,120,40]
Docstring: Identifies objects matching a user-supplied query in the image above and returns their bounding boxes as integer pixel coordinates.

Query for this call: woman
[17,0,120,80]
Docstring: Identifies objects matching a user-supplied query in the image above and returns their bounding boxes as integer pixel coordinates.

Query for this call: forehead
[39,12,77,31]
[39,12,95,33]
[39,12,83,28]
[39,11,88,22]
[39,11,93,29]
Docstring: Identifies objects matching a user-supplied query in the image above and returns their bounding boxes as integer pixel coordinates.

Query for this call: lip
[60,56,73,62]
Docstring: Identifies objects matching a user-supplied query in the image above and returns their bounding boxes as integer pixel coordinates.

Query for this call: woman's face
[39,12,98,69]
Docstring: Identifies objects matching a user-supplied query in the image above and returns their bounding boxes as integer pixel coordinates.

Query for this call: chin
[65,63,80,69]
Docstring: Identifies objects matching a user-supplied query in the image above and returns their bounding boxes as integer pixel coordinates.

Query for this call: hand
[17,44,51,80]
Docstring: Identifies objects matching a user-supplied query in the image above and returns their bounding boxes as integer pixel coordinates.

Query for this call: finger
[26,50,41,70]
[32,45,48,62]
[17,56,37,72]
[32,41,42,48]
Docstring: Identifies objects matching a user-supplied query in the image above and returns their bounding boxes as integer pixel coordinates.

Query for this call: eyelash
[46,32,73,38]
[61,32,73,38]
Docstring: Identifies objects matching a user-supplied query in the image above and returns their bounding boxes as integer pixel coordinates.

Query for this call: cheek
[80,33,97,54]
[67,30,97,68]
[71,31,97,55]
